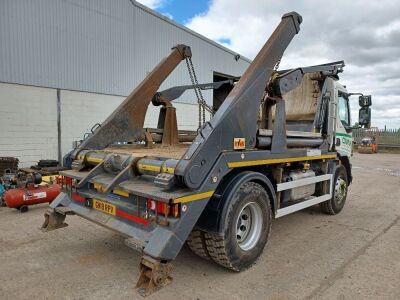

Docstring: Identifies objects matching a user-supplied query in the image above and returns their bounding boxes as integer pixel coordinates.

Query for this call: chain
[274,59,281,71]
[185,57,202,128]
[188,58,210,125]
[185,57,213,128]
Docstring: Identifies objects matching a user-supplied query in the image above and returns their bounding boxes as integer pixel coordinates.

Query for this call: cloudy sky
[138,0,400,129]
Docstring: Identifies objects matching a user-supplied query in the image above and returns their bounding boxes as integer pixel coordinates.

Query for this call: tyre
[187,181,272,271]
[19,205,29,213]
[320,165,348,215]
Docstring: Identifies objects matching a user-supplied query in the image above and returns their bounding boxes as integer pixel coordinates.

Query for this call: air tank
[4,184,61,212]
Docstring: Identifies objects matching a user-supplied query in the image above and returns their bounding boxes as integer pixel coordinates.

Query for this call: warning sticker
[234,138,246,150]
[23,192,47,201]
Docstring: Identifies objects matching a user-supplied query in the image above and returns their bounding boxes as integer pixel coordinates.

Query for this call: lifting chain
[185,57,214,129]
[274,59,281,71]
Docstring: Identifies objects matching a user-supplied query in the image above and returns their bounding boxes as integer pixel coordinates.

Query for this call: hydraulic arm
[77,44,192,151]
[175,12,303,188]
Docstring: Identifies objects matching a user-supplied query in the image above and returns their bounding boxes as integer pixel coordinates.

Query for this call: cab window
[338,93,350,127]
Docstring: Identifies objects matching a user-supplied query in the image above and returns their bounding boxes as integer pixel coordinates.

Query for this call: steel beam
[75,45,192,152]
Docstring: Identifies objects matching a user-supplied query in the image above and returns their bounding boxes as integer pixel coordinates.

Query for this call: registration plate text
[92,199,116,216]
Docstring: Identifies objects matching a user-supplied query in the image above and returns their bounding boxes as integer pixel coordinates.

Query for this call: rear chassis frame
[44,148,336,295]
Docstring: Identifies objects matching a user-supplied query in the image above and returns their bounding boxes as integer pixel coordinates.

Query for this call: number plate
[92,199,116,216]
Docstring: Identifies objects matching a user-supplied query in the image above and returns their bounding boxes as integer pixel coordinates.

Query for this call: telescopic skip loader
[42,12,372,296]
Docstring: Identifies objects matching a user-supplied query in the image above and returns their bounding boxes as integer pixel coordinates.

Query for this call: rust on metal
[271,73,321,121]
[103,144,189,159]
[41,208,69,232]
[76,44,192,152]
[161,105,179,145]
[136,256,172,297]
[154,96,179,146]
[144,130,154,148]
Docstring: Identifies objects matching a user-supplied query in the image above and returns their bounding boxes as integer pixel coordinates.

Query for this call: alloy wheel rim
[334,176,347,204]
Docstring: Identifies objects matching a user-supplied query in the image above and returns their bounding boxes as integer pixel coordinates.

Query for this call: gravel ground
[0,153,399,299]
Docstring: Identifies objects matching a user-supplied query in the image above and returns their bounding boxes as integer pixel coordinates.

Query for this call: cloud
[136,0,165,10]
[135,1,172,19]
[162,12,173,20]
[185,0,400,128]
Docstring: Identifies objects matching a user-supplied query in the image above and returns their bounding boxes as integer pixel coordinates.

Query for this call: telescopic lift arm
[175,12,303,188]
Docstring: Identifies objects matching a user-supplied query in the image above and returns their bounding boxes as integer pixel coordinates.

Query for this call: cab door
[335,90,353,157]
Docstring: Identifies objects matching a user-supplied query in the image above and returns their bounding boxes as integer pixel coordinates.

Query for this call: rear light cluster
[65,177,73,186]
[147,199,180,218]
[61,176,78,187]
[60,176,77,192]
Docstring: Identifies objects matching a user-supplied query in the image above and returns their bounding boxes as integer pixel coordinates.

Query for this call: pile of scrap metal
[0,157,19,206]
[20,159,67,176]
[0,157,19,174]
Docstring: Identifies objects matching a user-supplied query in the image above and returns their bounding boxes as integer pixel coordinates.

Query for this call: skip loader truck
[42,12,372,296]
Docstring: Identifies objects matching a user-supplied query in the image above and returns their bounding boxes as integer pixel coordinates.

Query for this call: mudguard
[195,171,277,234]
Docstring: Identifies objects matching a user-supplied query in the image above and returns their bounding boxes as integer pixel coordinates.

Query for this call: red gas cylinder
[4,183,61,212]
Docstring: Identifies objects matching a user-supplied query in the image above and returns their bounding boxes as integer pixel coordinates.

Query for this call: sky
[137,0,400,129]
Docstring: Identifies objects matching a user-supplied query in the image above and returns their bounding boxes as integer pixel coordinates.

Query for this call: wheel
[187,182,271,271]
[320,165,348,215]
[19,205,29,213]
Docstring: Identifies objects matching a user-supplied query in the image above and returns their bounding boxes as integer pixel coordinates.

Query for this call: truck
[42,12,372,296]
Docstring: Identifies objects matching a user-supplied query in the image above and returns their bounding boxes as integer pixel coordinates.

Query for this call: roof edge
[130,0,252,63]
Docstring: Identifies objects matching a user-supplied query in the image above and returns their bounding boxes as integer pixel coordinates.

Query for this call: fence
[352,128,400,146]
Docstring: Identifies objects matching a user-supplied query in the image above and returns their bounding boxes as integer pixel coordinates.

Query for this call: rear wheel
[187,182,271,271]
[320,165,348,215]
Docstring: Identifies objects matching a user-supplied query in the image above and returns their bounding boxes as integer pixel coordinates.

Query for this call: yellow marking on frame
[87,157,103,164]
[228,154,336,168]
[161,167,175,174]
[137,164,161,172]
[93,182,105,192]
[113,189,129,197]
[173,191,215,204]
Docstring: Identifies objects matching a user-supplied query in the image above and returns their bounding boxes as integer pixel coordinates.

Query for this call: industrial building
[0,0,250,167]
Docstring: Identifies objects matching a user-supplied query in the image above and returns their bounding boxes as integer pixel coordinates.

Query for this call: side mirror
[359,95,372,107]
[359,107,371,128]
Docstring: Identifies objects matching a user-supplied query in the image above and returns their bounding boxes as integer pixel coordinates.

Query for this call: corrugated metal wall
[0,0,250,104]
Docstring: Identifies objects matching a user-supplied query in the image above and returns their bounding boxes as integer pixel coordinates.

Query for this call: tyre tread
[187,182,271,272]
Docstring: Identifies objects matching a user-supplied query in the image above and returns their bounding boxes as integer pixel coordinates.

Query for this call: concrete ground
[0,153,399,299]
